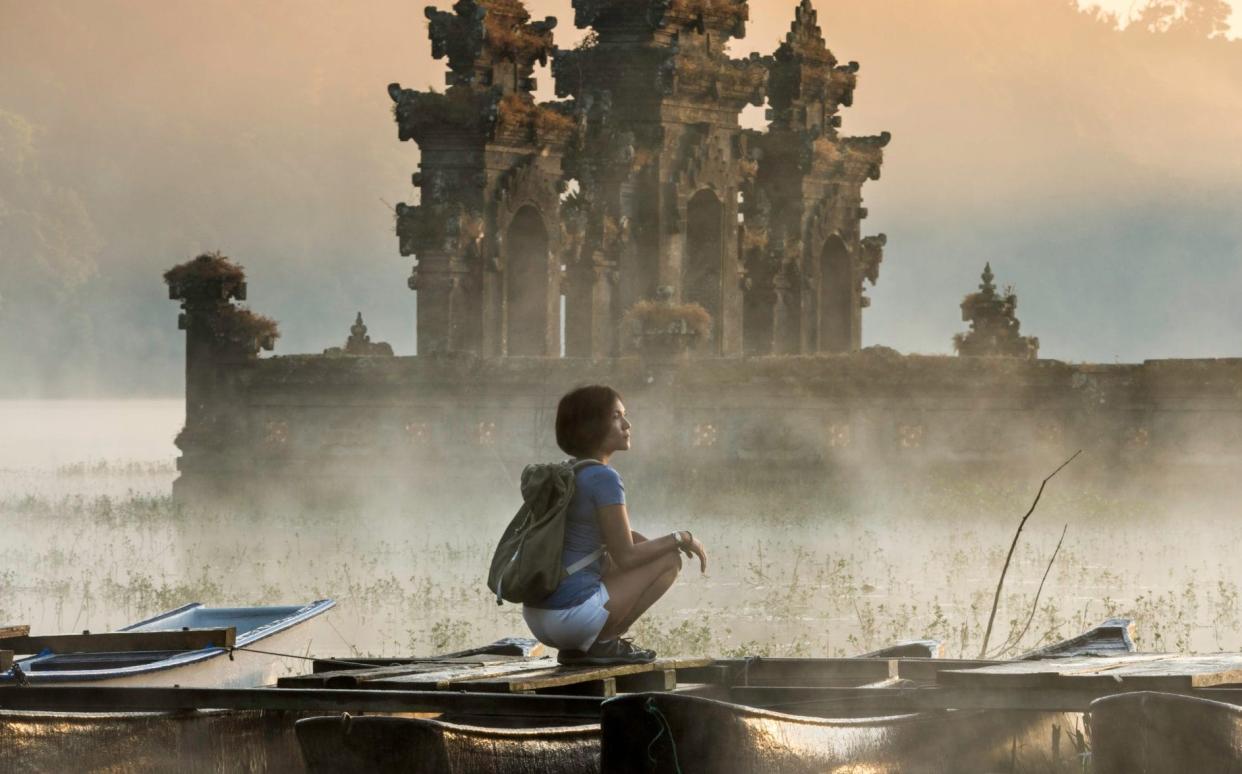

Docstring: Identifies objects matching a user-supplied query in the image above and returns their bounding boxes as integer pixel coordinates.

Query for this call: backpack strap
[565,547,604,575]
[565,459,606,575]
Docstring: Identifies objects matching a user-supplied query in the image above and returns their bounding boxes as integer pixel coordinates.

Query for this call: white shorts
[522,584,611,652]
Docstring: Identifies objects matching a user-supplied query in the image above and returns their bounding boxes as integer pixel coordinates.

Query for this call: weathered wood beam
[729,685,1242,714]
[1,628,236,654]
[0,687,604,718]
[714,658,898,686]
[0,651,11,671]
[0,626,31,640]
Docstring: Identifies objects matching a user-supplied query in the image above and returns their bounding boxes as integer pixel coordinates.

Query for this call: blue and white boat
[1,600,335,688]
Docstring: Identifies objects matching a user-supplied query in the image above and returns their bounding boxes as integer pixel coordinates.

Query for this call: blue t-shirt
[530,464,625,610]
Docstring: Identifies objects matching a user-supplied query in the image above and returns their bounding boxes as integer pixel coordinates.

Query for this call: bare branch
[979,450,1082,658]
[989,522,1069,659]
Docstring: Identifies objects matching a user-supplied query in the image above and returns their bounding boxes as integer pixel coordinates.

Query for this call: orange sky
[1,0,1241,394]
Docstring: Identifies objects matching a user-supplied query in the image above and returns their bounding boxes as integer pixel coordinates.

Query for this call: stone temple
[387,0,889,358]
[165,0,1242,503]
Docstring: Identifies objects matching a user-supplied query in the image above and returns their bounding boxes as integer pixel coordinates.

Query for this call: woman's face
[598,399,631,456]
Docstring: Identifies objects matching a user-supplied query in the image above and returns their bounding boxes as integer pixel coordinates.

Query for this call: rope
[644,697,683,774]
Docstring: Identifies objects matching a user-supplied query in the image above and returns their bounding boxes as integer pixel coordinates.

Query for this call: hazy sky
[1,0,1240,396]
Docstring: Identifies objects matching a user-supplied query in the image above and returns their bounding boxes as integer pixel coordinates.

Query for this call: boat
[0,600,335,688]
[1017,617,1136,660]
[296,714,600,774]
[1089,691,1242,773]
[600,692,1081,774]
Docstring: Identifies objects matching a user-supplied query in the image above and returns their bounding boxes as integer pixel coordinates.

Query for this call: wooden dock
[279,653,713,698]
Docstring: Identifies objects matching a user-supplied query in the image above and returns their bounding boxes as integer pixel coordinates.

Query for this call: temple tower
[553,0,767,356]
[391,0,888,358]
[743,0,889,354]
[389,0,573,356]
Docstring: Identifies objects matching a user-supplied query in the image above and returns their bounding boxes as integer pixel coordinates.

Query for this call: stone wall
[172,351,1242,503]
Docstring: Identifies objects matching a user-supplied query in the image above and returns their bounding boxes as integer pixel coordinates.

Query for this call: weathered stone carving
[324,313,395,357]
[954,263,1040,359]
[394,0,887,358]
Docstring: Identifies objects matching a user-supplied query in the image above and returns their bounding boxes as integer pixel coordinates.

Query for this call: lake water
[1,399,1240,660]
[0,399,183,470]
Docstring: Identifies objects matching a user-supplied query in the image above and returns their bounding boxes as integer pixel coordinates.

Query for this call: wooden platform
[940,653,1242,692]
[280,654,713,698]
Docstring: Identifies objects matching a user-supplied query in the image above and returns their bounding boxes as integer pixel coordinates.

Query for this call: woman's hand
[679,534,708,573]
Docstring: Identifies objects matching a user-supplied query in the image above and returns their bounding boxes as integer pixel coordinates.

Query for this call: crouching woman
[523,385,708,666]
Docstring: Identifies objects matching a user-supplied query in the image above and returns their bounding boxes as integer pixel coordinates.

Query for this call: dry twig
[989,522,1069,658]
[979,451,1082,658]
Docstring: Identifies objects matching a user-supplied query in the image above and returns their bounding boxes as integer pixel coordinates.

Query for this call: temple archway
[505,206,552,356]
[818,235,853,353]
[685,189,724,352]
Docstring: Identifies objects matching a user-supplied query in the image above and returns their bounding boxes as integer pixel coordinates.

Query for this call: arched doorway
[685,190,723,352]
[506,206,551,356]
[818,236,852,353]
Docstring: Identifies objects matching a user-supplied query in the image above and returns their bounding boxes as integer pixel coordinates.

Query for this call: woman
[523,385,709,666]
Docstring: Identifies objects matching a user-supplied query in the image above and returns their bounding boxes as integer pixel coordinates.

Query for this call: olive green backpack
[487,459,603,605]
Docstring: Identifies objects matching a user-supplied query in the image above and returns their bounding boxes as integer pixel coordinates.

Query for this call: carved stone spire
[572,0,749,40]
[767,0,857,135]
[426,0,557,95]
[326,312,394,357]
[954,263,1039,359]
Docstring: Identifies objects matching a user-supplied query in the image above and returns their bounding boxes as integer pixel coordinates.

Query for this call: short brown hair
[556,385,622,459]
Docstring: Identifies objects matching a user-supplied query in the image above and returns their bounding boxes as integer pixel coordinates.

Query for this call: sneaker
[559,638,656,666]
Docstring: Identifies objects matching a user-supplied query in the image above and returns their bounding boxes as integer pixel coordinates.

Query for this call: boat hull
[0,709,314,774]
[601,692,1084,774]
[296,715,600,774]
[1090,691,1242,773]
[5,599,335,688]
[24,621,324,689]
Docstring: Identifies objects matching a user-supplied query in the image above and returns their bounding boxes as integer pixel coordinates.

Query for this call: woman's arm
[598,504,706,572]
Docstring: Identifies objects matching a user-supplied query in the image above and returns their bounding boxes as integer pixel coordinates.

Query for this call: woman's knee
[661,549,683,575]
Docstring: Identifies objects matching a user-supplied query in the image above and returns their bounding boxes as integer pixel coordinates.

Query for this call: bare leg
[599,550,681,641]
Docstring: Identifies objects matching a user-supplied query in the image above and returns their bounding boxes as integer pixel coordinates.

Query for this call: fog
[3,399,1241,661]
[2,0,1241,397]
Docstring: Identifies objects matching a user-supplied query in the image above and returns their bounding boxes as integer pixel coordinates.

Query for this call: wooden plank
[0,626,30,640]
[0,651,11,671]
[936,654,1169,688]
[894,659,1005,684]
[716,658,897,687]
[2,628,236,654]
[451,657,711,694]
[283,656,539,688]
[1060,655,1242,690]
[674,665,731,685]
[310,653,528,674]
[367,657,562,690]
[281,661,464,689]
[615,669,676,693]
[536,677,616,697]
[0,686,605,718]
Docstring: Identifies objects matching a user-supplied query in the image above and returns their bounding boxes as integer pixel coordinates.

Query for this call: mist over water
[3,399,1241,661]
